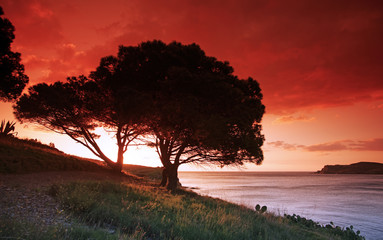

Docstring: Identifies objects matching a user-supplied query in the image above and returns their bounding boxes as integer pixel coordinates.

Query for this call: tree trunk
[105,161,123,173]
[159,165,180,191]
[115,148,124,173]
[114,162,123,173]
[159,168,168,187]
[166,164,179,191]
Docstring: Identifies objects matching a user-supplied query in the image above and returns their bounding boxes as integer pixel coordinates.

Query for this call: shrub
[0,120,16,137]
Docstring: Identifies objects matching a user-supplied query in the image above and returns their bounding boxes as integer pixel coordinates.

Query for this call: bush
[0,120,16,137]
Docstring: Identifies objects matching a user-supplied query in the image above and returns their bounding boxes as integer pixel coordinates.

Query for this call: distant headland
[316,162,383,174]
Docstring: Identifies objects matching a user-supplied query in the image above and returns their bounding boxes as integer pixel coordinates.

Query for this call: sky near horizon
[1,0,382,171]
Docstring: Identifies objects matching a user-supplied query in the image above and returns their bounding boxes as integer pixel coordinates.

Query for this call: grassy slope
[0,136,364,240]
[0,136,162,178]
[123,164,163,180]
[0,136,107,173]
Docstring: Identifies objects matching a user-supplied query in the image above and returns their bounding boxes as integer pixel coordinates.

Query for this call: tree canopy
[90,41,265,189]
[14,40,265,189]
[14,75,146,172]
[0,6,29,102]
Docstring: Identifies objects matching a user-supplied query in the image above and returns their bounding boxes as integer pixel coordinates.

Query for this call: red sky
[1,0,382,171]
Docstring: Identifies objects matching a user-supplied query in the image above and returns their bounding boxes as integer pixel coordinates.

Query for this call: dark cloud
[269,138,383,152]
[2,0,383,113]
[89,0,383,114]
[1,0,65,50]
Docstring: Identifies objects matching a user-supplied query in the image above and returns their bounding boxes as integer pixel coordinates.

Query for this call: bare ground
[0,171,139,227]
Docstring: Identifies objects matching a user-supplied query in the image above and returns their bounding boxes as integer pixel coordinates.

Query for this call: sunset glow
[1,0,382,171]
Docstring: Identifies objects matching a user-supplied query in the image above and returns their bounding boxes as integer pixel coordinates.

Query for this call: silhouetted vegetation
[14,77,131,172]
[255,204,268,213]
[14,40,265,190]
[0,6,29,102]
[0,119,16,136]
[284,214,363,239]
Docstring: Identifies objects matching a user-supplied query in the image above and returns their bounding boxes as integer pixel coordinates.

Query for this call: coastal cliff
[317,162,383,174]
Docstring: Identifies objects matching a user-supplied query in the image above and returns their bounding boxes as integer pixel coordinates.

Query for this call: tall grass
[0,136,365,239]
[50,181,364,240]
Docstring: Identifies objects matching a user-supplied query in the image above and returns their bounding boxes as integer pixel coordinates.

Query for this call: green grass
[48,181,364,240]
[0,136,365,239]
[123,164,162,180]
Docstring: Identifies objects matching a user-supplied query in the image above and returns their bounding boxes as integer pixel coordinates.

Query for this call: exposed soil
[0,171,138,227]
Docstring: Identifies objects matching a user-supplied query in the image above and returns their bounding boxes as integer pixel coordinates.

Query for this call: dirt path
[0,171,137,227]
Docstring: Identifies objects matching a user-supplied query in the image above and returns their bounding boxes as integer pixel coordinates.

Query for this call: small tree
[14,76,145,172]
[0,6,29,102]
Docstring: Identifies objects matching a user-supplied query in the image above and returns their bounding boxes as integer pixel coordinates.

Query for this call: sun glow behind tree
[2,1,383,173]
[14,40,265,189]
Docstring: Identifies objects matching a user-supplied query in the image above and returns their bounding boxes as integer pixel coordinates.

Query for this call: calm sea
[178,172,383,240]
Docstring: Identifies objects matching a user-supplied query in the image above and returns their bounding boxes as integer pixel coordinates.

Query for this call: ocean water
[178,172,383,240]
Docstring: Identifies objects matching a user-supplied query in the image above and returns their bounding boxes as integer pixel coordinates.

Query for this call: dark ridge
[316,162,383,174]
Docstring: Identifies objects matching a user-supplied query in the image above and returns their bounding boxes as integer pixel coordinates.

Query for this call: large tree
[0,6,29,102]
[149,42,265,190]
[91,41,265,190]
[15,40,265,184]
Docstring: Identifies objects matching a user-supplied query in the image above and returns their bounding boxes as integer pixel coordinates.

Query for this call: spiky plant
[0,120,16,137]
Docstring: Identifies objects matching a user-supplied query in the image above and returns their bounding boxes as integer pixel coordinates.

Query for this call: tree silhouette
[0,6,29,102]
[14,76,146,172]
[15,40,265,184]
[91,41,265,190]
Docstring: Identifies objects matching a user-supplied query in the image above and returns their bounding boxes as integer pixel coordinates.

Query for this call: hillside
[317,162,383,174]
[0,136,364,240]
[0,136,162,178]
[0,136,109,173]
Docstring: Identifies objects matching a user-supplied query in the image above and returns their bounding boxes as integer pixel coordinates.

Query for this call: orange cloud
[269,139,383,152]
[272,115,315,124]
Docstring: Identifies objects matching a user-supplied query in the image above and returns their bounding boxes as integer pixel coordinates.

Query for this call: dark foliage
[284,214,364,239]
[14,75,145,172]
[91,40,265,190]
[0,119,15,136]
[15,40,265,187]
[0,6,29,101]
